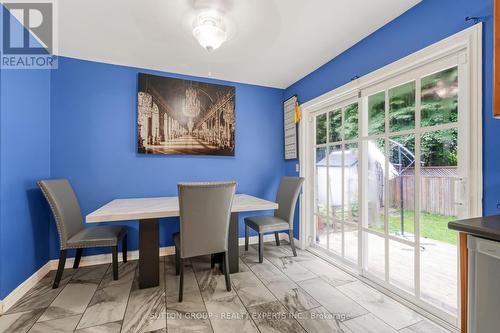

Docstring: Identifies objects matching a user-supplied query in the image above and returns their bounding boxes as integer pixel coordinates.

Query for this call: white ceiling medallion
[192,11,227,51]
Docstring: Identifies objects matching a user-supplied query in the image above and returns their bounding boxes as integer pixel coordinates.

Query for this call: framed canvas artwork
[137,73,236,155]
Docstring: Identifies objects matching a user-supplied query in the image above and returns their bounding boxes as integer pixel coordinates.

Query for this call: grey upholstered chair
[173,181,237,302]
[38,179,128,288]
[244,176,304,263]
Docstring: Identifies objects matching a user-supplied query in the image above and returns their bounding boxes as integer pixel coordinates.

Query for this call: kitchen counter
[448,214,500,333]
[448,215,500,242]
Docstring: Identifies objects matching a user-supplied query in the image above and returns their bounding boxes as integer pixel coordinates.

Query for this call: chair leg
[179,258,184,302]
[275,232,280,246]
[258,233,264,263]
[289,229,297,257]
[223,251,231,291]
[73,248,82,269]
[112,246,119,280]
[245,224,249,251]
[53,250,67,289]
[175,246,180,275]
[122,235,128,263]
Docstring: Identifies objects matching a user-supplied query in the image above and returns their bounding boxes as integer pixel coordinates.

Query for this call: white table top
[86,194,278,223]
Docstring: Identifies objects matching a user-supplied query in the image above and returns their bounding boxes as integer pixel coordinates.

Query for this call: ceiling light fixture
[193,11,227,51]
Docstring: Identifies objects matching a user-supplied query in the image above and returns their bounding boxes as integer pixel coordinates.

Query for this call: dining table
[86,194,278,289]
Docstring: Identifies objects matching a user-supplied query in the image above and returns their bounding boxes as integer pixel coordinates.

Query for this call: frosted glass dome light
[193,12,227,51]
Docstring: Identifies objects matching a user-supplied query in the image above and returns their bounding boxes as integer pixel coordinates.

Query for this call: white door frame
[298,23,482,327]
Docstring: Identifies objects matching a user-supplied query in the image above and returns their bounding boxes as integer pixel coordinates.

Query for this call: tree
[314,66,458,167]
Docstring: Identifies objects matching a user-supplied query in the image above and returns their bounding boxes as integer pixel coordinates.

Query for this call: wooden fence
[388,167,458,216]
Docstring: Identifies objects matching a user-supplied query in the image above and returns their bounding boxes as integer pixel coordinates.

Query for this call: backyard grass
[387,210,458,245]
[319,209,458,245]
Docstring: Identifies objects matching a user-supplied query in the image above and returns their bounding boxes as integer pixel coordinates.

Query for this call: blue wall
[0,68,52,300]
[285,0,500,216]
[0,8,52,299]
[3,0,500,300]
[49,56,286,259]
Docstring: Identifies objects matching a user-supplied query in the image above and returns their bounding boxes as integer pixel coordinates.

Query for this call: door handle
[453,177,466,208]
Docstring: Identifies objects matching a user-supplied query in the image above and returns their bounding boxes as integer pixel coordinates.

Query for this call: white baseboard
[49,246,177,271]
[0,233,296,314]
[53,233,288,270]
[0,261,53,314]
[239,233,289,246]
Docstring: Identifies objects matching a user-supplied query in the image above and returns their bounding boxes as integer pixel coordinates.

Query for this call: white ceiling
[56,0,421,88]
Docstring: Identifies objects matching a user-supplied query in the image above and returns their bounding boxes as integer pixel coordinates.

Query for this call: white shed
[316,142,397,217]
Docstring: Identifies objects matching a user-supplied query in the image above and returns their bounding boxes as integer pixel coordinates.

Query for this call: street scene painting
[137,73,235,155]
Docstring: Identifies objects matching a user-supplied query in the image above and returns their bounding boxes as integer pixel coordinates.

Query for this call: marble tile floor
[0,242,452,333]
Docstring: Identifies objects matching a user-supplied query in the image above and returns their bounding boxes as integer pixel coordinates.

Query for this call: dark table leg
[228,212,239,273]
[139,218,159,289]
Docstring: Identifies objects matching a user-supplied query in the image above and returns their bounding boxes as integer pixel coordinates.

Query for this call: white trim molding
[300,22,483,250]
[0,233,291,314]
[298,23,483,328]
[0,262,53,314]
[307,246,459,333]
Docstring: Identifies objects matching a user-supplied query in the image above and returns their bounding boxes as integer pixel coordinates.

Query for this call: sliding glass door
[314,100,360,264]
[310,54,469,324]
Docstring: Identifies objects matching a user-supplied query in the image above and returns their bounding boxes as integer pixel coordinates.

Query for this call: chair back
[38,179,84,249]
[274,176,305,228]
[178,181,237,258]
